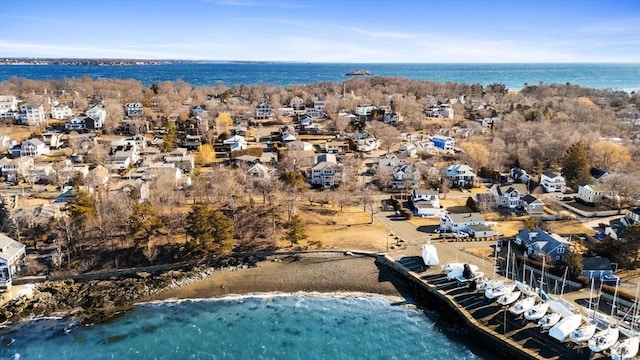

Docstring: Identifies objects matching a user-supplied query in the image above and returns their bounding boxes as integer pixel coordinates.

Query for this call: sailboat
[486,241,515,300]
[588,279,621,353]
[610,335,640,360]
[525,301,550,321]
[539,311,563,330]
[610,284,640,360]
[497,290,521,306]
[515,256,537,296]
[570,279,597,345]
[509,295,537,316]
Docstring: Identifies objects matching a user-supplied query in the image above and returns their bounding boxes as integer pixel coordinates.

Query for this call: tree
[367,122,400,153]
[161,121,177,152]
[600,173,640,211]
[196,144,216,165]
[620,223,640,266]
[284,215,307,246]
[279,171,306,191]
[564,245,584,278]
[185,204,234,254]
[561,142,590,185]
[67,187,96,225]
[129,203,163,246]
[458,142,489,172]
[589,141,631,170]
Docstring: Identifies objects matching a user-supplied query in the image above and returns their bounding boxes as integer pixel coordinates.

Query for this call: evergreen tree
[185,204,234,254]
[67,187,96,224]
[284,215,307,246]
[561,142,590,185]
[129,203,163,246]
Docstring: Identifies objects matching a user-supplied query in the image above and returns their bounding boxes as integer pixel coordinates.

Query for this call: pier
[376,251,608,360]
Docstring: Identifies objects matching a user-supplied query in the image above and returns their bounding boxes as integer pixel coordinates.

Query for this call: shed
[581,257,613,279]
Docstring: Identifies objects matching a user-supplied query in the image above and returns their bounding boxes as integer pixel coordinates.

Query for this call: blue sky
[1,0,639,63]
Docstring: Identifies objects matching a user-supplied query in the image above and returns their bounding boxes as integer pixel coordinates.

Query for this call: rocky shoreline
[0,259,258,326]
[1,252,401,327]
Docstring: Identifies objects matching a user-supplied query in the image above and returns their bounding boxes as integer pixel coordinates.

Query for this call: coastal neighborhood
[0,74,639,359]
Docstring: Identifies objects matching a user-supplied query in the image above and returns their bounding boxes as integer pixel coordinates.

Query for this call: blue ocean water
[1,63,638,91]
[0,294,483,360]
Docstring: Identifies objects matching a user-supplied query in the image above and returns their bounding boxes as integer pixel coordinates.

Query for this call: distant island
[0,58,183,66]
[345,69,373,76]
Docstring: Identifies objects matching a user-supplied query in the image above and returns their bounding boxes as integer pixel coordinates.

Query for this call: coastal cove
[0,254,491,359]
[1,63,639,91]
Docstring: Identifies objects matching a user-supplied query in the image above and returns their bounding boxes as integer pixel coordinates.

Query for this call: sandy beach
[148,253,405,302]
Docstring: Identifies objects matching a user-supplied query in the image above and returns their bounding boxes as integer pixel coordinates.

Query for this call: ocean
[0,294,484,360]
[1,63,639,91]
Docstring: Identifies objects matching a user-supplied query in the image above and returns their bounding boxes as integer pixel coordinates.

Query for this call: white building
[0,157,34,182]
[443,164,476,188]
[255,103,273,119]
[439,212,485,232]
[355,105,375,117]
[412,189,441,217]
[86,105,106,128]
[426,104,454,119]
[0,233,26,289]
[0,95,18,115]
[51,104,74,120]
[126,103,143,117]
[540,170,565,193]
[18,138,49,157]
[577,184,617,204]
[18,104,46,126]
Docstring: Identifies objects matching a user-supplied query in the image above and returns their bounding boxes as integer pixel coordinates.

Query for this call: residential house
[355,137,379,152]
[439,212,485,232]
[443,164,476,188]
[398,144,417,157]
[489,183,529,208]
[87,165,110,186]
[51,104,74,120]
[255,103,273,119]
[0,233,26,289]
[164,154,195,173]
[324,140,350,154]
[0,95,19,116]
[466,225,495,238]
[65,116,87,131]
[415,140,436,155]
[521,194,545,215]
[426,104,454,119]
[192,105,204,117]
[281,125,297,142]
[85,105,106,129]
[290,96,304,110]
[581,257,614,280]
[590,168,609,183]
[577,184,617,205]
[310,158,344,188]
[223,135,248,152]
[17,138,49,157]
[17,104,46,126]
[108,139,140,170]
[355,105,375,119]
[60,164,90,184]
[279,106,295,116]
[540,170,565,193]
[390,164,420,190]
[378,153,407,171]
[412,189,441,217]
[510,167,530,184]
[41,131,63,149]
[0,157,34,182]
[515,227,570,264]
[126,103,144,117]
[248,163,271,179]
[312,96,325,112]
[431,135,455,151]
[626,207,640,225]
[383,111,402,124]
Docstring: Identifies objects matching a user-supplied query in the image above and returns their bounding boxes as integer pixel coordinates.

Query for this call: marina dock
[376,253,608,360]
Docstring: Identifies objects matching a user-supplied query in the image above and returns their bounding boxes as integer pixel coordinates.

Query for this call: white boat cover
[549,314,582,341]
[611,336,639,360]
[447,264,479,280]
[421,244,440,266]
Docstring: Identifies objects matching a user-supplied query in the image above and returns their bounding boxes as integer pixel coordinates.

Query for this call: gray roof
[582,257,612,271]
[521,194,543,205]
[0,233,26,262]
[448,212,484,223]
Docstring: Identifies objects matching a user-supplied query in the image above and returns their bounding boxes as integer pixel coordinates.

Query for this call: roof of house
[414,200,436,209]
[447,212,484,223]
[517,227,569,252]
[0,233,26,262]
[492,183,528,196]
[444,164,475,177]
[413,189,438,197]
[468,225,493,232]
[542,170,563,179]
[521,194,543,205]
[590,168,609,180]
[312,161,342,171]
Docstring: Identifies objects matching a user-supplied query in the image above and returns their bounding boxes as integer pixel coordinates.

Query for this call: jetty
[376,246,608,360]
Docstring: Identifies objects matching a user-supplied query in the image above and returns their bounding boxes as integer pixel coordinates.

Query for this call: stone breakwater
[0,263,255,326]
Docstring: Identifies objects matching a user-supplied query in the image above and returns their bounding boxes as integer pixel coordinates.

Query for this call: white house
[0,233,26,289]
[51,104,74,120]
[577,184,617,204]
[86,105,106,128]
[0,95,18,115]
[0,135,16,152]
[18,104,46,126]
[0,157,34,182]
[521,194,545,215]
[390,164,420,190]
[65,116,87,131]
[313,96,325,112]
[310,161,344,188]
[490,183,528,208]
[248,163,271,179]
[356,137,380,152]
[510,167,530,184]
[540,170,565,193]
[355,105,375,117]
[398,144,417,157]
[412,189,441,217]
[18,138,49,157]
[223,135,248,152]
[255,103,273,119]
[290,96,304,110]
[41,131,63,149]
[126,103,143,117]
[439,212,485,232]
[426,104,454,119]
[443,164,476,188]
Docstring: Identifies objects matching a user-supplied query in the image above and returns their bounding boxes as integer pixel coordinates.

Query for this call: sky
[0,0,639,63]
